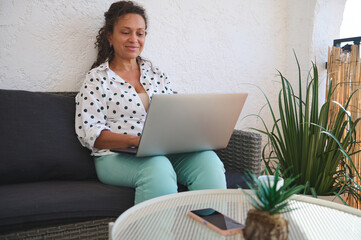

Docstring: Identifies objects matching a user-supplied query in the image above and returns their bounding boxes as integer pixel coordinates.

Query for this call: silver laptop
[111,93,247,157]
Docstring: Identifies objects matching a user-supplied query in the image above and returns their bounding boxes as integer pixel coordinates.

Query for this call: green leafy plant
[243,167,304,215]
[251,53,361,203]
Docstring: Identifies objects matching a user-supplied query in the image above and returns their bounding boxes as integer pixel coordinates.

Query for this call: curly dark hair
[91,1,148,69]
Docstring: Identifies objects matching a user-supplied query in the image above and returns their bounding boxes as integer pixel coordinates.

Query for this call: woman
[75,1,226,204]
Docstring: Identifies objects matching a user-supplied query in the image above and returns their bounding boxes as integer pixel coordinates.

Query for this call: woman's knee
[184,151,226,189]
[136,156,177,189]
[192,151,225,171]
[134,156,178,203]
[93,154,138,187]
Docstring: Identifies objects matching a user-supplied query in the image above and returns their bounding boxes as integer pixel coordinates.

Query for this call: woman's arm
[94,130,141,149]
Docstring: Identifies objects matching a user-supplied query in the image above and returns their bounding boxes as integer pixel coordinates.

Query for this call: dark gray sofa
[0,89,262,239]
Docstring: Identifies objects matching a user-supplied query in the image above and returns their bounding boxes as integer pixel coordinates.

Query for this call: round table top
[112,189,361,240]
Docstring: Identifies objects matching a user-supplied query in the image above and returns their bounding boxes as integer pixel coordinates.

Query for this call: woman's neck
[109,57,139,72]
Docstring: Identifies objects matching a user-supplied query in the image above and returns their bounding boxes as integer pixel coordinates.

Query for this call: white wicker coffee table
[111,189,361,240]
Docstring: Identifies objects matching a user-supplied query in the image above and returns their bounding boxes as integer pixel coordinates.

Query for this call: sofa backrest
[0,89,97,185]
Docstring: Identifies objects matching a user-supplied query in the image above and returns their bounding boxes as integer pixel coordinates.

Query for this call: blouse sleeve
[75,73,110,151]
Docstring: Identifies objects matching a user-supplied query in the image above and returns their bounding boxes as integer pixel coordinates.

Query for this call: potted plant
[251,53,361,204]
[242,167,304,240]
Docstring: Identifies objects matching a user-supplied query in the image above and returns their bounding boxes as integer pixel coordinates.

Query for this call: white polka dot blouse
[75,59,174,156]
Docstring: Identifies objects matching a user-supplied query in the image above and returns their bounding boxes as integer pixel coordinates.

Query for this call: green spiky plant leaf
[250,52,361,204]
[242,165,304,215]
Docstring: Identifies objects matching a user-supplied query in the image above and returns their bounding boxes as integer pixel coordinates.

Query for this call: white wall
[340,0,361,38]
[312,0,346,104]
[0,0,347,132]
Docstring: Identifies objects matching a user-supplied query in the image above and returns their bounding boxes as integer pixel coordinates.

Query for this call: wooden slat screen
[326,45,361,209]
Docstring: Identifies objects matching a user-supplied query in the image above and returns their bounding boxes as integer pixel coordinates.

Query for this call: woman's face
[108,13,146,61]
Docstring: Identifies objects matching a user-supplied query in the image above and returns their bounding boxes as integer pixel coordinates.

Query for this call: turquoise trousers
[94,150,227,204]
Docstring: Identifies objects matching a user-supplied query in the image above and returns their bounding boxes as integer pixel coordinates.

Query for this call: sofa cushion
[0,174,247,232]
[0,180,134,231]
[0,89,96,184]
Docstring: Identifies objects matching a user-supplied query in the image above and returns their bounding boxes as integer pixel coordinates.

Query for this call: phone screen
[190,208,244,230]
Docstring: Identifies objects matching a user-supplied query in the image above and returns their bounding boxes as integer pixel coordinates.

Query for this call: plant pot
[244,209,288,240]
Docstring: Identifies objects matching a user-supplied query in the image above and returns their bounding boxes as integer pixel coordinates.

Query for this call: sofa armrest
[215,130,262,176]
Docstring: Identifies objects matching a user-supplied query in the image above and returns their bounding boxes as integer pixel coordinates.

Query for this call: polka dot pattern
[75,59,174,156]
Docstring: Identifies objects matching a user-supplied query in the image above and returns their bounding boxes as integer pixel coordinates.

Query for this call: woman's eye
[121,32,129,35]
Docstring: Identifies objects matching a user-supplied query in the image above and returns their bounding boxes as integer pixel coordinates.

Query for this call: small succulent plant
[243,167,304,215]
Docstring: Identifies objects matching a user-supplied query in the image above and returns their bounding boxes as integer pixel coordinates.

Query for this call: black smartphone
[188,208,244,236]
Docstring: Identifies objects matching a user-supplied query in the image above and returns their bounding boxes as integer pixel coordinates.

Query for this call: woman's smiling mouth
[126,46,138,51]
